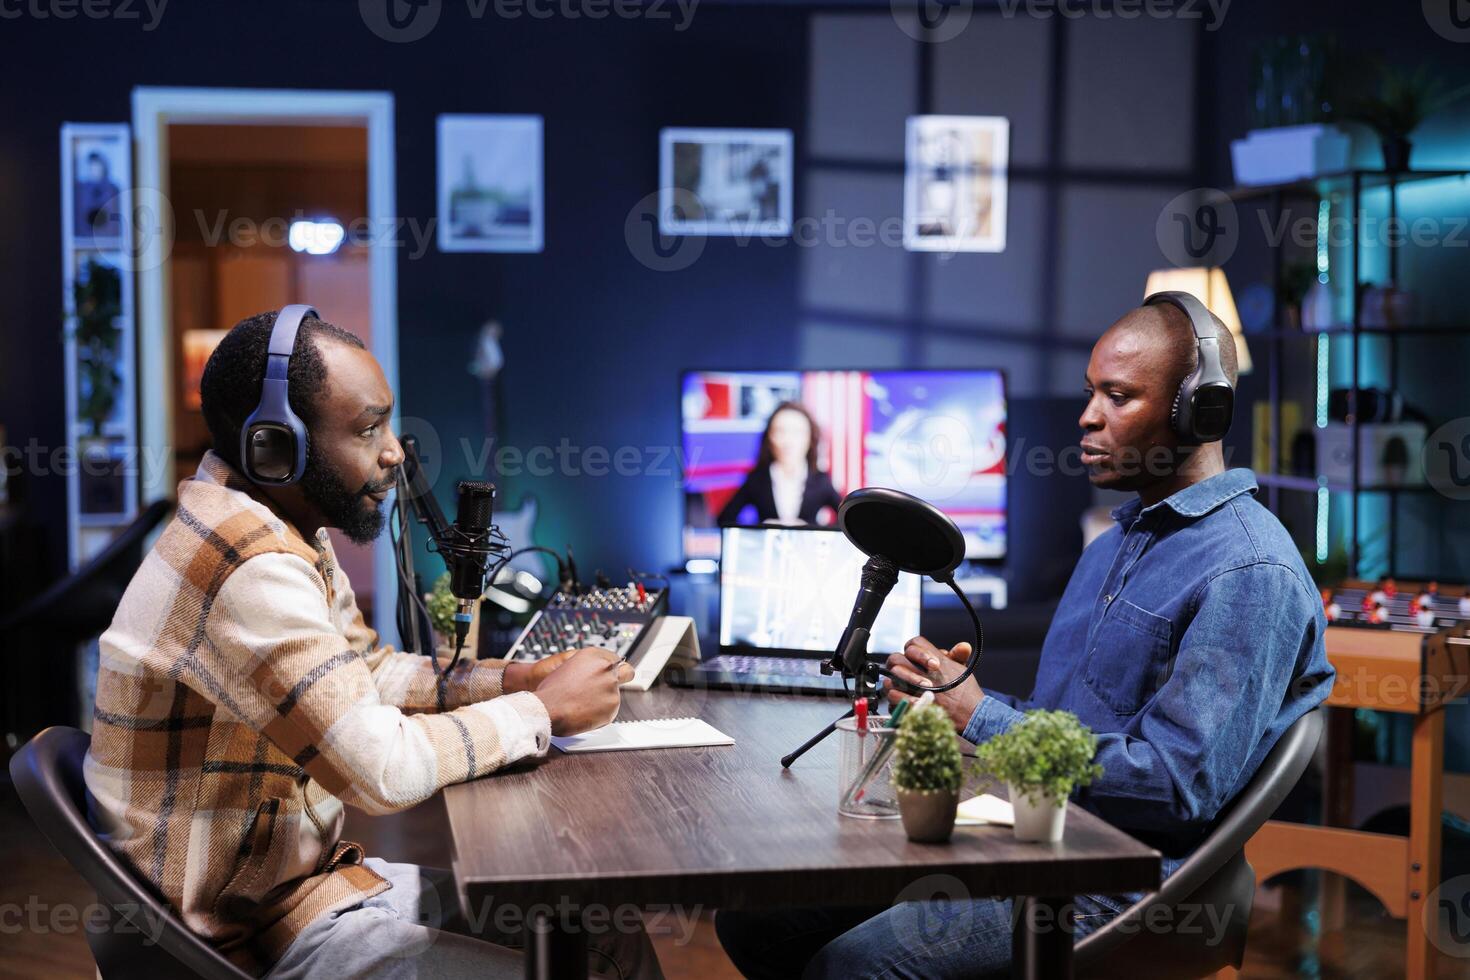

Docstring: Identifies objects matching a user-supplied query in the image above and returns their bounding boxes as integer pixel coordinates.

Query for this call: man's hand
[884,636,982,734]
[503,650,577,693]
[532,648,635,736]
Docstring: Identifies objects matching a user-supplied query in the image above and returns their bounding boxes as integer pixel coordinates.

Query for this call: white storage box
[1231,124,1351,186]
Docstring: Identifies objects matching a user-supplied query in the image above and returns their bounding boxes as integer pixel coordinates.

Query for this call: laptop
[671,525,923,696]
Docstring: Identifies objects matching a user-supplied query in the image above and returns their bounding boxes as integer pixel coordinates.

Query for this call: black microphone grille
[861,554,899,592]
[455,480,496,530]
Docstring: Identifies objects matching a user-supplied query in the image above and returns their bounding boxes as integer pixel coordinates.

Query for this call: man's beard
[300,448,390,545]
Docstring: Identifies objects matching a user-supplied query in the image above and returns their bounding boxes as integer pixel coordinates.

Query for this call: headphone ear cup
[1170,382,1189,440]
[1189,384,1235,443]
[244,424,299,483]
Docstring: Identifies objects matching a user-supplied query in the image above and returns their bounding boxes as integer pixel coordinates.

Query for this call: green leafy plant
[975,709,1103,809]
[1278,261,1317,312]
[891,704,964,794]
[69,258,123,436]
[1348,63,1470,142]
[425,572,457,640]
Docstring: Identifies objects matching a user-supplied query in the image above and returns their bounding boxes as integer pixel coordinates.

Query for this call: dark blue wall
[17,2,1463,603]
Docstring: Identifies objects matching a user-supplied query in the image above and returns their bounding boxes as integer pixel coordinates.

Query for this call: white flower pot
[1009,784,1066,843]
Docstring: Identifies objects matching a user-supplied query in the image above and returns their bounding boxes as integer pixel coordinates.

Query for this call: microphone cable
[871,574,985,696]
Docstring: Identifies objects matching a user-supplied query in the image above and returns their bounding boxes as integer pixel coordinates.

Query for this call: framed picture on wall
[659,128,793,236]
[70,131,128,244]
[437,114,544,253]
[903,115,1009,253]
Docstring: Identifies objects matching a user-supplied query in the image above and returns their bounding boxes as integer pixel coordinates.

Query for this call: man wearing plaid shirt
[83,310,661,978]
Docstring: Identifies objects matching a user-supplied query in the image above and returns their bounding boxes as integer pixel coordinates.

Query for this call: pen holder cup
[836,716,900,819]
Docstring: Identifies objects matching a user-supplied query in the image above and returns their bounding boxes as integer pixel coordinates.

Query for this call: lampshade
[1143,267,1252,375]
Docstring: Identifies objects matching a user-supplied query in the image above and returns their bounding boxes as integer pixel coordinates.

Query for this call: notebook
[955,793,1015,827]
[550,717,735,754]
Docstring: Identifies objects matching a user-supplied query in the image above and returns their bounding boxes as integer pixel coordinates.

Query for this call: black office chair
[0,499,171,742]
[9,726,252,980]
[1074,707,1324,978]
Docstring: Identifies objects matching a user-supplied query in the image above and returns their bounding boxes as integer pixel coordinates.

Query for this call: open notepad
[550,717,735,754]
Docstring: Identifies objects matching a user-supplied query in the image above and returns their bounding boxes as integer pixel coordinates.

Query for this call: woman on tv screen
[717,401,842,526]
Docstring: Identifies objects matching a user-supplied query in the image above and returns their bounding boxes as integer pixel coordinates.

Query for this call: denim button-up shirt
[963,468,1334,863]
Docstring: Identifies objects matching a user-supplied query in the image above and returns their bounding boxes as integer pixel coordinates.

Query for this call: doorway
[133,88,399,641]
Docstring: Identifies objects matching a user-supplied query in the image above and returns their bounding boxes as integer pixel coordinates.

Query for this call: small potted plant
[1277,261,1316,331]
[975,709,1103,843]
[890,703,965,843]
[1348,63,1470,172]
[425,572,458,655]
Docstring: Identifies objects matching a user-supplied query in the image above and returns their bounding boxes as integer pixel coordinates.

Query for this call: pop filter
[837,487,967,580]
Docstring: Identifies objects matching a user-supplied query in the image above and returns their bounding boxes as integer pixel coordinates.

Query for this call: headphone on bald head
[1143,290,1235,444]
[240,304,319,485]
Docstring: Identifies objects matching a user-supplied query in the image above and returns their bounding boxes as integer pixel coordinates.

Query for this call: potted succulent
[890,703,965,843]
[975,709,1103,843]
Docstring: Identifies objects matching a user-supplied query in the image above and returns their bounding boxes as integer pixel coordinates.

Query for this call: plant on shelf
[1347,63,1470,172]
[69,258,123,439]
[1278,261,1317,330]
[425,572,457,652]
[890,703,965,843]
[975,709,1103,843]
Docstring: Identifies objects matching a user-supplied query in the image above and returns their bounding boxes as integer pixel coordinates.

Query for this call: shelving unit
[1235,167,1470,579]
[59,123,139,569]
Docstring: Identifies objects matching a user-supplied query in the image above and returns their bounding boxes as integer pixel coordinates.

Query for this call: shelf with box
[1235,168,1470,580]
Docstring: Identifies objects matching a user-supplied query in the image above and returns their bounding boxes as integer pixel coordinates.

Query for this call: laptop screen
[719,526,923,657]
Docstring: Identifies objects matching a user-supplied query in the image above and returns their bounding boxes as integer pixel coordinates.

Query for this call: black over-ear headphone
[240,304,318,485]
[1143,290,1234,444]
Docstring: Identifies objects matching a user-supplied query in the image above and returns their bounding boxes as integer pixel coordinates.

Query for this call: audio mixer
[507,581,668,661]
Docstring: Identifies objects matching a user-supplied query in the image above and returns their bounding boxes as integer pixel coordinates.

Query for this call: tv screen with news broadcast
[680,369,1006,562]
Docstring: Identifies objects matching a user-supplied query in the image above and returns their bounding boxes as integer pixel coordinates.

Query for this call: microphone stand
[780,573,985,769]
[395,436,508,674]
[780,627,880,769]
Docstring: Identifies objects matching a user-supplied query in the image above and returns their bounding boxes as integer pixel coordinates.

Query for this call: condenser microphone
[829,555,900,679]
[837,487,983,696]
[448,480,497,653]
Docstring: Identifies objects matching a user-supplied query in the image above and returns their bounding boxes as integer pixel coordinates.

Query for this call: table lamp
[1143,267,1252,375]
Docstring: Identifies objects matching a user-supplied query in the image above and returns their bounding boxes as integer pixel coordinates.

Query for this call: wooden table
[443,688,1160,979]
[1243,621,1470,980]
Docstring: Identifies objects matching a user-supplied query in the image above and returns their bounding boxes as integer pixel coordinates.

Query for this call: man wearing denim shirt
[716,301,1335,979]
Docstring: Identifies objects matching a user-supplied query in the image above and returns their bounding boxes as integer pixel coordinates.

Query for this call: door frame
[132,86,400,643]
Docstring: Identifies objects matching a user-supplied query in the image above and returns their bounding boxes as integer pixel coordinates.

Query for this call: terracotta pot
[1009,784,1066,843]
[896,788,959,843]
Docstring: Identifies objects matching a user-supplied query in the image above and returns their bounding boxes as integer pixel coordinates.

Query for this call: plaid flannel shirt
[83,451,550,974]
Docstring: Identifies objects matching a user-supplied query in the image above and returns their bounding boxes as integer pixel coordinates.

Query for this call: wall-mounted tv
[681,369,1007,562]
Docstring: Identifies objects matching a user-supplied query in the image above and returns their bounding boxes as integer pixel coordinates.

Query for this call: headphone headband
[1143,290,1234,444]
[240,305,319,485]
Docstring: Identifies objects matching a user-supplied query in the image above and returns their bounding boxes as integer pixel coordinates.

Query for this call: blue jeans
[715,893,1130,980]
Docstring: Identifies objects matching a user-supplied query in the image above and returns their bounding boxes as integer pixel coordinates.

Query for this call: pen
[845,701,907,807]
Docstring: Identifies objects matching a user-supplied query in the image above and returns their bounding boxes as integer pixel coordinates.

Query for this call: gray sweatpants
[267,858,664,979]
